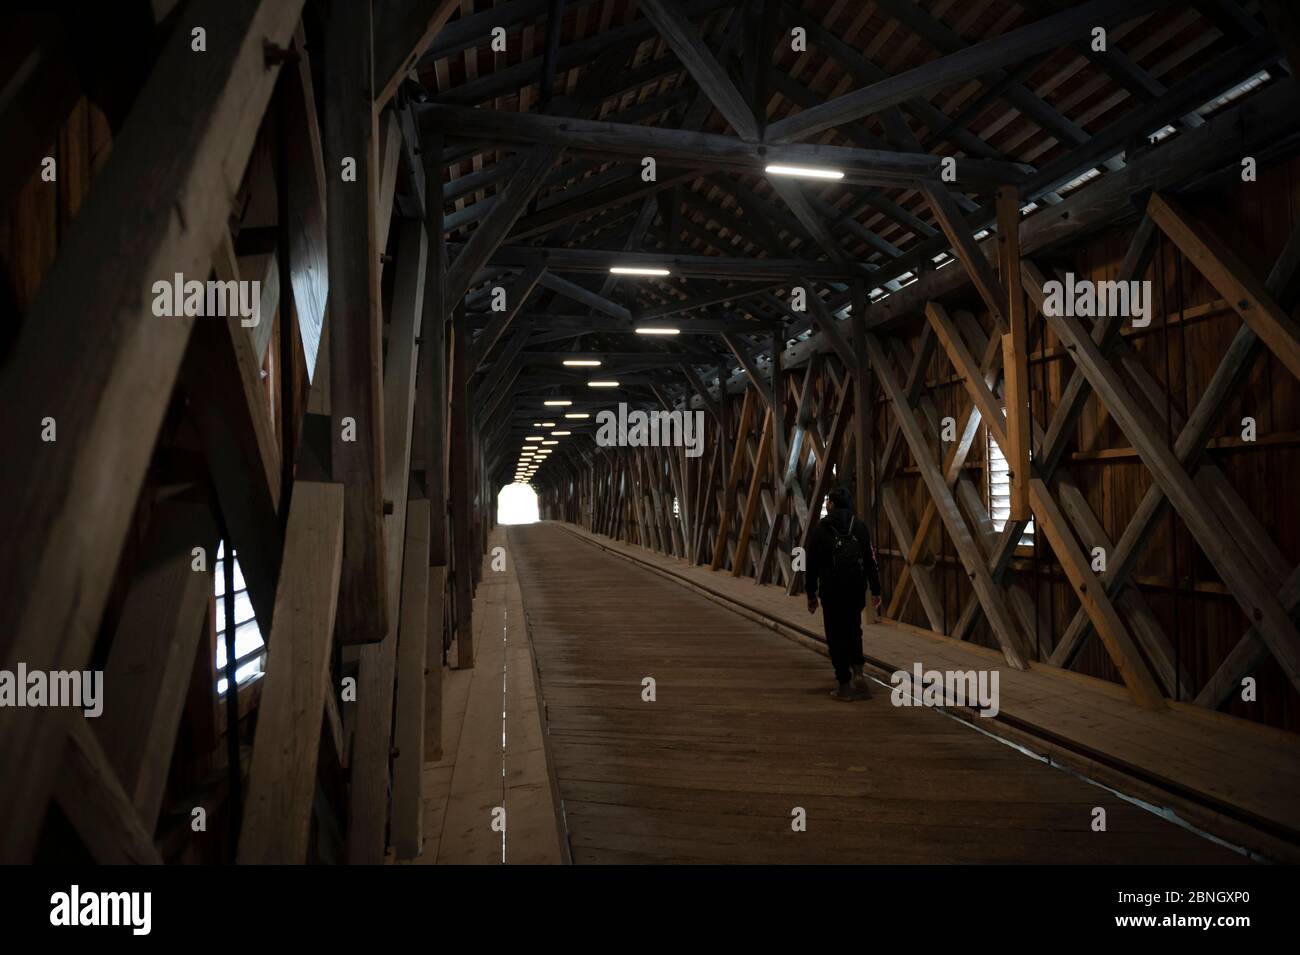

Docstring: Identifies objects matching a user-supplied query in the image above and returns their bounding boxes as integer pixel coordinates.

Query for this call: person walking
[805,487,883,701]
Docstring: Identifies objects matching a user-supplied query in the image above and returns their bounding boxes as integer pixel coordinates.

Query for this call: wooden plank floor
[398,527,564,865]
[509,522,1245,864]
[554,521,1300,861]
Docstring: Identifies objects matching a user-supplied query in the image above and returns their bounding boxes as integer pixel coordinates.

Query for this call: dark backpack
[822,517,865,595]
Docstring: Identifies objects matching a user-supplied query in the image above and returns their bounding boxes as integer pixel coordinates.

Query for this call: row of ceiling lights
[518,163,839,484]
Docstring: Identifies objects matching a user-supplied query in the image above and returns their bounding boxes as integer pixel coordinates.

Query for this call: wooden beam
[373,0,460,109]
[765,0,1170,142]
[1041,291,1300,693]
[639,0,761,141]
[721,335,772,409]
[88,499,218,831]
[0,0,304,862]
[471,260,547,371]
[861,77,1300,336]
[996,186,1031,522]
[732,410,774,576]
[421,104,1030,187]
[54,718,163,865]
[865,333,1030,668]
[448,316,477,667]
[392,498,431,859]
[350,219,428,862]
[711,389,756,571]
[444,145,565,311]
[920,182,1007,323]
[325,0,387,643]
[537,270,632,321]
[925,303,1164,708]
[463,243,871,281]
[284,25,330,374]
[1146,192,1300,385]
[237,482,345,864]
[183,239,283,627]
[805,292,858,371]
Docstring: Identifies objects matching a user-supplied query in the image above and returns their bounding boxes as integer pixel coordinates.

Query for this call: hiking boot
[851,666,871,699]
[830,681,856,702]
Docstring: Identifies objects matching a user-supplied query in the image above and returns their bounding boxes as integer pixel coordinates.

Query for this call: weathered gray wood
[0,0,304,861]
[765,0,1170,142]
[349,218,428,862]
[92,500,219,831]
[183,237,283,628]
[445,146,565,312]
[325,0,388,644]
[422,104,1030,187]
[392,498,431,859]
[471,261,548,371]
[238,482,345,864]
[639,0,760,141]
[537,270,631,321]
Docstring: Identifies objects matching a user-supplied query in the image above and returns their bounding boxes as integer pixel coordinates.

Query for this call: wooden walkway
[508,521,1244,864]
[398,527,565,865]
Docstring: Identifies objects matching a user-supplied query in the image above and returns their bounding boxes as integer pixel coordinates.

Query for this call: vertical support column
[417,131,448,761]
[325,0,387,642]
[851,282,873,519]
[449,308,475,668]
[997,185,1032,523]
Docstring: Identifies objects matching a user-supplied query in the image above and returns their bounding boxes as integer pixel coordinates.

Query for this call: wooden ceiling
[406,0,1284,472]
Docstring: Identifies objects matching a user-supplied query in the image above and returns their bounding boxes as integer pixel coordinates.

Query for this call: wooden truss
[2,0,1297,865]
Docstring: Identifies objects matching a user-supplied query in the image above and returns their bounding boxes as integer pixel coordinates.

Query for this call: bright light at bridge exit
[498,483,539,525]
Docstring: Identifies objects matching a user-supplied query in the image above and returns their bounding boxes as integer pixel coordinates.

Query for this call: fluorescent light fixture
[564,412,590,419]
[525,436,544,442]
[542,440,558,446]
[765,163,844,180]
[551,430,571,436]
[588,380,620,388]
[563,359,602,366]
[609,266,670,276]
[635,326,680,335]
[533,421,557,427]
[543,400,572,406]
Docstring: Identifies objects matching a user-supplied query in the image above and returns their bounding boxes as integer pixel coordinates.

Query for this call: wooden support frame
[995,186,1031,522]
[238,482,345,864]
[925,301,1164,708]
[0,0,305,862]
[865,333,1030,669]
[325,0,388,644]
[1041,282,1300,694]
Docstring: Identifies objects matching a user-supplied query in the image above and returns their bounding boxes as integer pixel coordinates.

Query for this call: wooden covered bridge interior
[2,0,1300,866]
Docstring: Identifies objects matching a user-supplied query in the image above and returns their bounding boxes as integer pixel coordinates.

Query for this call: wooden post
[0,0,304,861]
[325,0,387,644]
[392,499,430,859]
[996,185,1031,522]
[238,483,345,863]
[449,312,476,668]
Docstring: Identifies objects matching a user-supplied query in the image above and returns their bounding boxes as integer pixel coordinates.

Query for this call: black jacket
[805,507,882,603]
